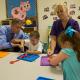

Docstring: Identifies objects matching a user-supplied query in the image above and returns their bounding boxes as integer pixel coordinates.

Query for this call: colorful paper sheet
[0,51,9,58]
[40,56,51,66]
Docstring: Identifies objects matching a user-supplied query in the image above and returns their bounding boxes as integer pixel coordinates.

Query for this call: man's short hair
[11,18,23,26]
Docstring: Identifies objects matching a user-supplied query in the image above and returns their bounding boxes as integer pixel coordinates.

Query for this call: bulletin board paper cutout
[6,0,37,18]
[11,1,30,20]
[0,51,9,58]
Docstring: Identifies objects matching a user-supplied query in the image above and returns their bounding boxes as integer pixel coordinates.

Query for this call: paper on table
[40,56,51,66]
[0,51,9,58]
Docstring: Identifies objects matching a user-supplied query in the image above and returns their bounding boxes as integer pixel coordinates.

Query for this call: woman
[48,4,80,55]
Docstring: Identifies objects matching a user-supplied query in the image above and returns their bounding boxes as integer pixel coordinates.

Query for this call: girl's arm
[49,51,69,66]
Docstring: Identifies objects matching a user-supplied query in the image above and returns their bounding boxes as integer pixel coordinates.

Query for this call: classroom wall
[0,0,80,42]
[0,0,6,20]
[37,0,80,42]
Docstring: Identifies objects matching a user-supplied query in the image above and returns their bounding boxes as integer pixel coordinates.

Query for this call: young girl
[48,27,80,80]
[24,31,43,54]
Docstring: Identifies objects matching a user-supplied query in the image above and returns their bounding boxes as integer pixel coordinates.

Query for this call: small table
[0,52,63,80]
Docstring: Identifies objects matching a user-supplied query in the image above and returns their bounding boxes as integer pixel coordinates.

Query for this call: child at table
[24,31,43,54]
[48,27,80,80]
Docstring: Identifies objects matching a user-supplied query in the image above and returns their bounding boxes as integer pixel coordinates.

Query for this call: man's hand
[11,39,24,49]
[11,43,20,47]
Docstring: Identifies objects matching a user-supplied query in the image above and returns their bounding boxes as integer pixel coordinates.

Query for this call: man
[0,19,29,51]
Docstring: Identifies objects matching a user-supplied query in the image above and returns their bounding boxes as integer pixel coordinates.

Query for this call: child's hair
[30,31,40,39]
[58,31,80,61]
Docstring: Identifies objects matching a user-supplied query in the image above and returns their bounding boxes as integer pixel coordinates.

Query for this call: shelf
[22,27,37,33]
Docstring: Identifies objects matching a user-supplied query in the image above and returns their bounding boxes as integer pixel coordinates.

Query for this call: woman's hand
[47,48,53,56]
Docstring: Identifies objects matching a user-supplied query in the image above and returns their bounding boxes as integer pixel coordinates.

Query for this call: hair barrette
[65,26,77,37]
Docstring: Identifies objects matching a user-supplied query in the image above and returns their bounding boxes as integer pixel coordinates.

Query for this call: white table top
[0,52,63,80]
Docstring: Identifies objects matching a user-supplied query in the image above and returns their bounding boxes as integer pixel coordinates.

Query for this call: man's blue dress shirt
[0,25,29,50]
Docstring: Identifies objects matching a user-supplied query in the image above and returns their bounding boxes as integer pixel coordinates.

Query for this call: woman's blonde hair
[55,4,68,14]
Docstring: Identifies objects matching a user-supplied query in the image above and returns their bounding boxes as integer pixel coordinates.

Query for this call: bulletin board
[6,0,37,17]
[6,0,38,28]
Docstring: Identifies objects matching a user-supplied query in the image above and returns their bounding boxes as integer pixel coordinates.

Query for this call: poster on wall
[6,0,38,28]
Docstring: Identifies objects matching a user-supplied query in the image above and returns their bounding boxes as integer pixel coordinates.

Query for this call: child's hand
[48,54,59,66]
[48,56,54,65]
[48,56,57,66]
[26,50,32,54]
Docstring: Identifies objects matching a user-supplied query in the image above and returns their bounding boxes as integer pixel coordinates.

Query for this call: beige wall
[37,0,80,42]
[0,0,6,20]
